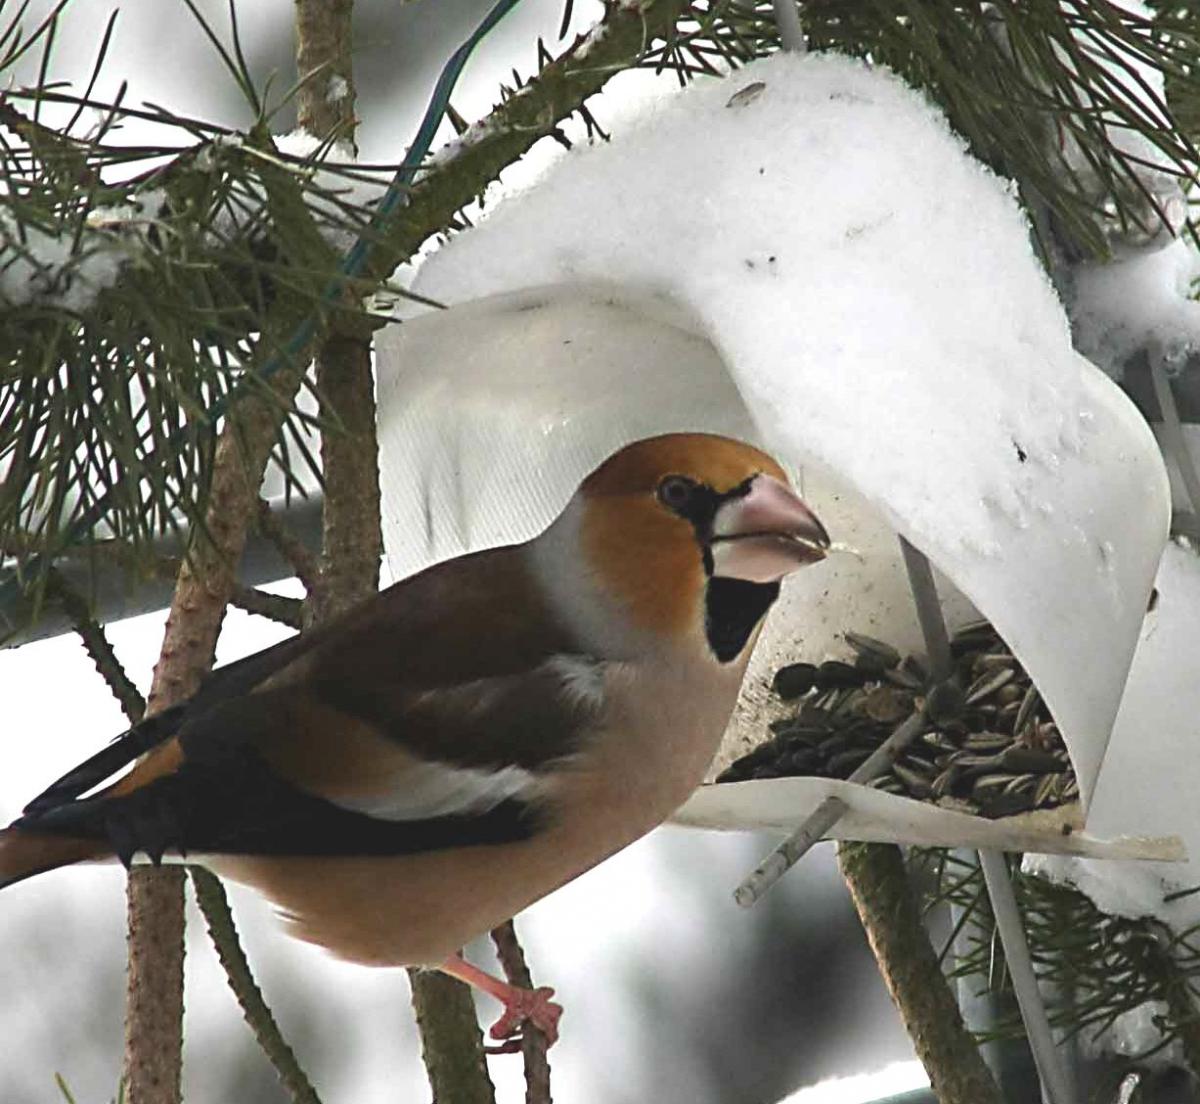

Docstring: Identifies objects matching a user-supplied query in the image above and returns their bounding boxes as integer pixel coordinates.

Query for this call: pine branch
[189,867,323,1104]
[931,852,1200,1078]
[838,842,1003,1104]
[491,921,553,1104]
[1144,922,1200,1078]
[44,568,145,723]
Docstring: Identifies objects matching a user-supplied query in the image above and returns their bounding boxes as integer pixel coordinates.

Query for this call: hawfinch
[0,433,828,1048]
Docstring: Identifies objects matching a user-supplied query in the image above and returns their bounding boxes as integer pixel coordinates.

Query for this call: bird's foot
[438,955,563,1052]
[484,985,562,1052]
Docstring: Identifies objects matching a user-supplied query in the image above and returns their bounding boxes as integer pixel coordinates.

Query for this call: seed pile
[718,621,1078,819]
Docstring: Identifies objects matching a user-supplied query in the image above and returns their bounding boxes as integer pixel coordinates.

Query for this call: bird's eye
[657,475,696,513]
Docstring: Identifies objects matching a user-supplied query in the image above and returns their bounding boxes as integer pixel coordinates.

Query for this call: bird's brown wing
[12,544,605,869]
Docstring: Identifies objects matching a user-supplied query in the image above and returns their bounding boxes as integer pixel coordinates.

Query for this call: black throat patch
[704,577,780,663]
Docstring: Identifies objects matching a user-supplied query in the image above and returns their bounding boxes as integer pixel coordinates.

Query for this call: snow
[1071,236,1200,377]
[274,127,328,161]
[326,74,350,104]
[1054,0,1200,381]
[383,51,1168,825]
[0,195,155,312]
[1080,1003,1182,1071]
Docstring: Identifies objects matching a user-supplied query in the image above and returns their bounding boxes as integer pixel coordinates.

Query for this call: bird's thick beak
[710,474,830,584]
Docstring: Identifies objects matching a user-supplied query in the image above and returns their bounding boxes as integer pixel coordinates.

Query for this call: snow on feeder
[377,53,1177,862]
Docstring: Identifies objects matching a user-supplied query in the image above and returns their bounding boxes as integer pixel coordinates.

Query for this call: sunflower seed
[925,680,967,723]
[999,746,1061,773]
[845,631,902,670]
[885,666,923,690]
[1034,773,1062,806]
[995,683,1023,707]
[828,747,872,775]
[931,764,962,797]
[773,662,818,700]
[973,773,1019,797]
[922,730,959,752]
[860,685,912,724]
[816,660,865,689]
[964,731,1011,752]
[892,761,933,798]
[1013,685,1041,735]
[966,668,1015,704]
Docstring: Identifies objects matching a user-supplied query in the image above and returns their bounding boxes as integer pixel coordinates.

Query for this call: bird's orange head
[546,433,829,663]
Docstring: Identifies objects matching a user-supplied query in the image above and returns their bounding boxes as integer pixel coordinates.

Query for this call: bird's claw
[486,985,562,1052]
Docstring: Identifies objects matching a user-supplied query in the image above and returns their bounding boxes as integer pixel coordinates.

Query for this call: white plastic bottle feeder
[376,53,1178,864]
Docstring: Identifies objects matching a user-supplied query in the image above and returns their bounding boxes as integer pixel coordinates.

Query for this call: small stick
[900,537,954,683]
[734,709,926,907]
[256,497,322,596]
[978,850,1075,1104]
[771,0,806,52]
[1150,356,1200,519]
[490,921,552,1104]
[46,568,146,723]
[229,585,304,630]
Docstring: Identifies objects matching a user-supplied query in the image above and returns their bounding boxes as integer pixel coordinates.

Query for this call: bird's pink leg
[439,954,563,1052]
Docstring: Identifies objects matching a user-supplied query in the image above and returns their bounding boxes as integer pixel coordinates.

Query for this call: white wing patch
[330,652,606,822]
[333,759,544,822]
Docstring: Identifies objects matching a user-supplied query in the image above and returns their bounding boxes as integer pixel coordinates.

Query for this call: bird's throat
[704,577,780,663]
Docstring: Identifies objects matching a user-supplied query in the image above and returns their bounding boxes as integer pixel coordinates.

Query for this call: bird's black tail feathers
[21,703,185,816]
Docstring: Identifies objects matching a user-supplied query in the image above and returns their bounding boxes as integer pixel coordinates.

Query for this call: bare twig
[256,498,322,596]
[979,850,1075,1104]
[1150,355,1200,518]
[307,332,380,623]
[491,921,553,1104]
[408,970,497,1104]
[189,866,323,1104]
[899,538,953,682]
[45,568,145,723]
[771,0,806,52]
[734,710,926,907]
[839,842,1003,1104]
[124,360,309,1104]
[124,866,187,1104]
[295,0,357,153]
[229,585,304,630]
